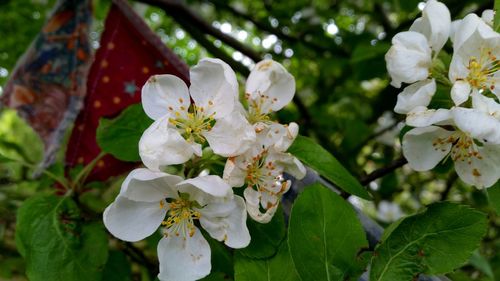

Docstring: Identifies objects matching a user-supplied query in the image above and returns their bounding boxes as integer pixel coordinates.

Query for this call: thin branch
[360,156,408,185]
[123,242,159,276]
[173,13,251,76]
[203,0,348,56]
[440,173,458,201]
[137,0,262,62]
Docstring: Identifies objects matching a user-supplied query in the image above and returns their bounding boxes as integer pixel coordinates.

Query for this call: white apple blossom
[223,124,306,223]
[409,0,451,54]
[402,94,500,188]
[244,59,295,125]
[449,14,500,105]
[139,58,255,170]
[103,168,250,281]
[385,31,432,88]
[385,0,450,88]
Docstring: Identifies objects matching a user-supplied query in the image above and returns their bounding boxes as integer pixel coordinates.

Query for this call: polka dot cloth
[65,0,189,182]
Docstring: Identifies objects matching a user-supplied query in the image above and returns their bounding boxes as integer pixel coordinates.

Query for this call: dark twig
[360,156,408,186]
[441,173,458,201]
[203,0,348,56]
[137,0,262,62]
[123,242,159,276]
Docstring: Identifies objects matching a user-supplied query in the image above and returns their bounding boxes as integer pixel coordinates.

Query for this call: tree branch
[137,0,262,62]
[203,0,348,56]
[360,156,408,185]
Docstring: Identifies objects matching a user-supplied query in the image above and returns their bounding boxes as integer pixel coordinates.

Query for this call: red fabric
[65,0,189,182]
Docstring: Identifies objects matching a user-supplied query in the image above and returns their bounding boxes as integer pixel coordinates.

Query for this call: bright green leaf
[370,202,487,281]
[235,242,300,281]
[96,104,152,162]
[288,135,371,200]
[15,194,109,281]
[237,206,286,259]
[288,184,369,280]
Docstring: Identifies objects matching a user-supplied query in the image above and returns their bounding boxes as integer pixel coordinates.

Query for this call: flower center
[433,131,483,164]
[244,151,287,197]
[161,197,201,238]
[466,48,499,91]
[245,93,275,125]
[169,105,215,143]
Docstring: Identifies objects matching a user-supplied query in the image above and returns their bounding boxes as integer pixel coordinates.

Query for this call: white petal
[178,175,232,204]
[259,122,299,151]
[409,0,451,54]
[449,19,461,44]
[451,13,482,51]
[402,126,453,171]
[385,31,432,88]
[223,157,247,187]
[471,92,500,119]
[103,196,166,242]
[406,106,453,127]
[199,195,250,248]
[273,152,306,180]
[189,58,237,119]
[481,10,494,27]
[454,144,500,188]
[452,107,500,144]
[246,60,295,112]
[451,80,472,105]
[157,228,211,281]
[120,168,183,202]
[243,187,277,223]
[139,116,194,170]
[394,79,436,114]
[141,75,190,120]
[203,111,256,157]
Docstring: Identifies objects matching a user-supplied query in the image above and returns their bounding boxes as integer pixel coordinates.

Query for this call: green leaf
[288,184,368,280]
[237,206,286,259]
[288,135,371,200]
[204,233,234,278]
[96,104,153,162]
[469,250,494,280]
[102,251,132,281]
[487,181,500,214]
[0,153,13,163]
[235,242,300,281]
[370,202,488,281]
[16,194,109,281]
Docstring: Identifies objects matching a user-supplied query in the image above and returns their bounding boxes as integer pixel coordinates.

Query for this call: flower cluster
[386,0,500,188]
[103,58,305,281]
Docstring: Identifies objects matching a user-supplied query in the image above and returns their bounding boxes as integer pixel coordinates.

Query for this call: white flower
[402,96,500,188]
[449,14,500,105]
[139,58,255,170]
[386,0,450,88]
[103,169,250,281]
[223,124,306,223]
[385,31,432,88]
[409,0,451,54]
[244,60,296,124]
